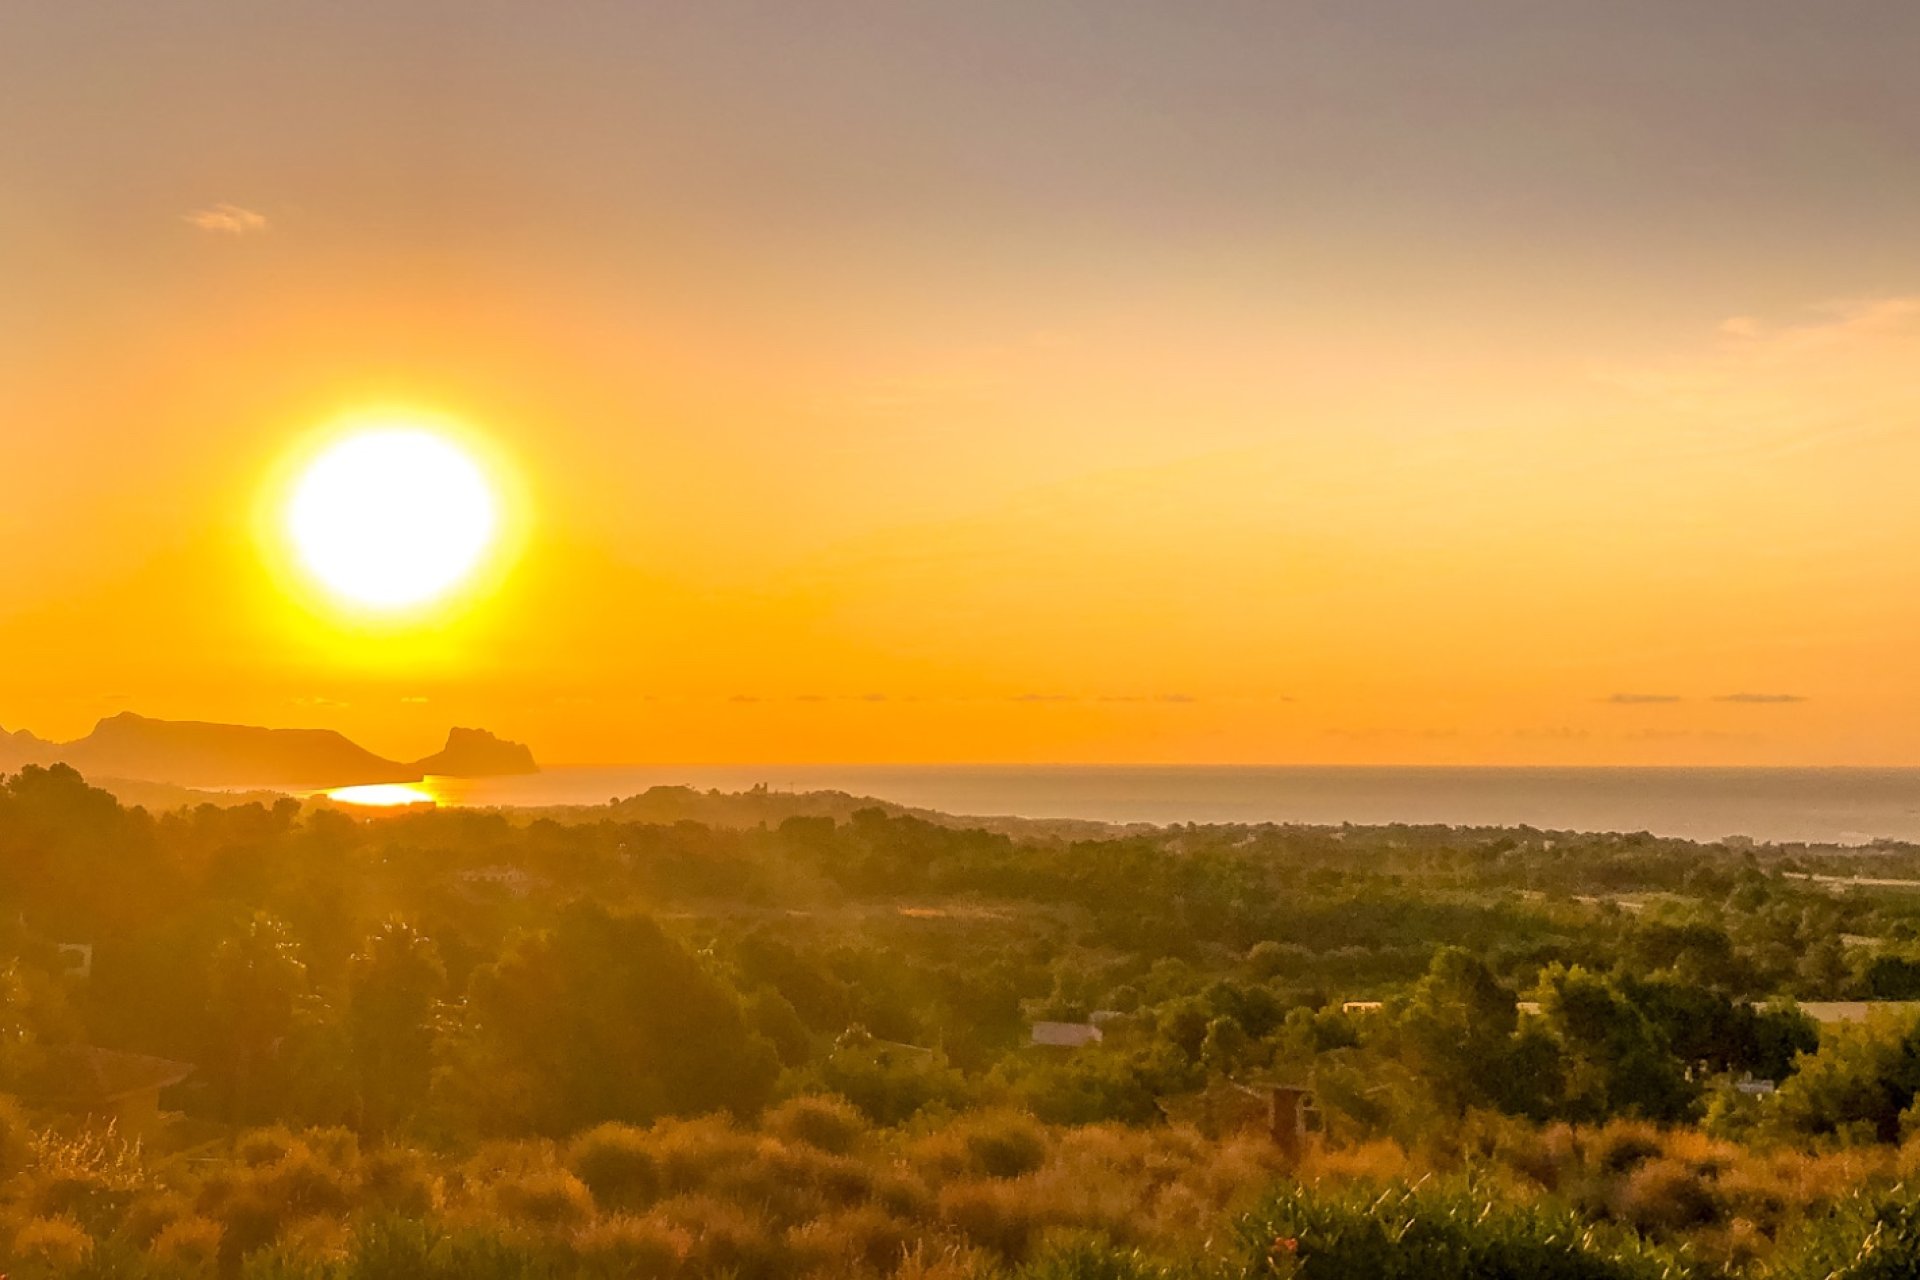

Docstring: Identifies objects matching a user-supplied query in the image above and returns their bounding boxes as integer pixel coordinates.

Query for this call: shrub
[649,1116,757,1192]
[647,1193,788,1280]
[1613,1157,1720,1234]
[235,1125,302,1168]
[304,1126,362,1170]
[919,1112,1050,1181]
[22,1126,146,1233]
[257,1142,359,1215]
[1592,1123,1664,1175]
[566,1122,662,1211]
[150,1214,224,1267]
[11,1213,94,1270]
[120,1189,196,1246]
[766,1093,870,1155]
[214,1185,287,1257]
[573,1212,690,1276]
[939,1178,1043,1261]
[787,1203,917,1273]
[489,1166,595,1230]
[361,1145,444,1215]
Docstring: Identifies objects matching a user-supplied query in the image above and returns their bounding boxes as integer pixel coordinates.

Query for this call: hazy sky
[6,1,1920,765]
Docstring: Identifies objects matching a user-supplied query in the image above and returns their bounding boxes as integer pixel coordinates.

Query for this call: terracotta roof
[24,1045,194,1105]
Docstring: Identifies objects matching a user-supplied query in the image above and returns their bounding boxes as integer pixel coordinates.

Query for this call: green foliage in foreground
[1235,1182,1685,1280]
[1782,1198,1920,1280]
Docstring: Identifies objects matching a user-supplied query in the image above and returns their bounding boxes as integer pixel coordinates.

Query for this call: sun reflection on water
[326,782,437,808]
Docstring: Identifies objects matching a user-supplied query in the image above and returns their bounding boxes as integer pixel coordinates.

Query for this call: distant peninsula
[0,712,538,791]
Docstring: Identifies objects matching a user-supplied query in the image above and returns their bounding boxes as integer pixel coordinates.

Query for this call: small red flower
[1271,1235,1299,1255]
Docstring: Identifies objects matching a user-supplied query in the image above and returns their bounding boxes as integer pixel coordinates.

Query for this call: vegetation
[11,762,1920,1273]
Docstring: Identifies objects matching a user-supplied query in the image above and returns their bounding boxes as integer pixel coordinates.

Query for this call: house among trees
[1029,1020,1103,1048]
[23,1045,193,1141]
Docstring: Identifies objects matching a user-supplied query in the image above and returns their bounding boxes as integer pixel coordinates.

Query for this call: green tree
[1535,963,1695,1123]
[346,919,446,1134]
[452,903,778,1134]
[1774,1009,1920,1143]
[208,911,308,1122]
[1396,948,1522,1115]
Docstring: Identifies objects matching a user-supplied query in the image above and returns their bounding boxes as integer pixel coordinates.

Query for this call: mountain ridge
[0,712,539,790]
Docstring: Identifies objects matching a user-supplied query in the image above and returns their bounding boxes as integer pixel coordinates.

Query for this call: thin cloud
[183,203,268,235]
[1010,693,1076,703]
[1715,692,1808,704]
[1600,693,1683,705]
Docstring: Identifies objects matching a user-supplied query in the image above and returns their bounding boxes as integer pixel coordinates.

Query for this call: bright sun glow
[288,428,498,609]
[326,783,437,808]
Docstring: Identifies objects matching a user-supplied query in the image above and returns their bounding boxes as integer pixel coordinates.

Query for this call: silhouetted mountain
[0,713,539,791]
[62,713,412,789]
[0,726,59,773]
[414,727,538,777]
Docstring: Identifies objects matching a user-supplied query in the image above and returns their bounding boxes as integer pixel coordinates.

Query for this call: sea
[420,765,1920,846]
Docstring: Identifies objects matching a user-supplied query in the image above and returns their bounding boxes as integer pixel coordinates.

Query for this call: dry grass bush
[148,1213,223,1268]
[360,1144,444,1214]
[785,1203,919,1274]
[572,1211,692,1277]
[649,1115,760,1193]
[1612,1157,1722,1234]
[254,1140,359,1216]
[1505,1122,1585,1191]
[767,1093,871,1155]
[703,1144,833,1229]
[1660,1126,1739,1174]
[119,1188,196,1246]
[301,1125,361,1170]
[1592,1120,1665,1175]
[460,1137,561,1184]
[1711,1147,1885,1236]
[273,1213,353,1264]
[936,1176,1043,1261]
[1298,1137,1416,1186]
[1174,1130,1292,1215]
[646,1192,790,1280]
[1050,1122,1214,1197]
[1012,1163,1140,1244]
[566,1121,663,1211]
[212,1184,289,1257]
[234,1124,302,1168]
[738,1137,876,1212]
[22,1126,146,1230]
[10,1213,94,1268]
[488,1165,596,1230]
[913,1110,1051,1183]
[871,1161,936,1220]
[1137,1180,1213,1242]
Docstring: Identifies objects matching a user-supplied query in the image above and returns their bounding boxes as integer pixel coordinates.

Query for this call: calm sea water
[424,766,1920,845]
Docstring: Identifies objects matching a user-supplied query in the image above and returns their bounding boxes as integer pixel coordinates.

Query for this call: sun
[287,427,499,610]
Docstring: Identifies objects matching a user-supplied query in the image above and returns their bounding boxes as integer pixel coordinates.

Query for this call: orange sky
[5,3,1920,766]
